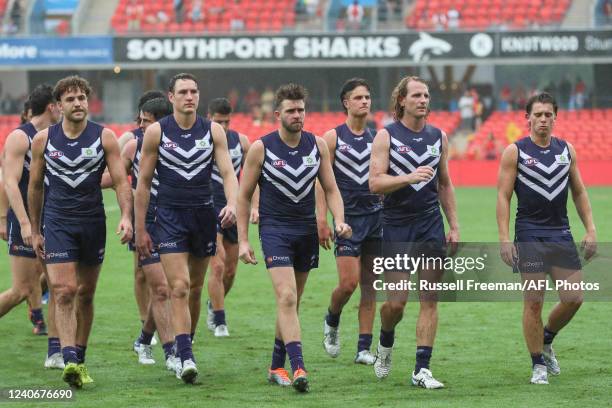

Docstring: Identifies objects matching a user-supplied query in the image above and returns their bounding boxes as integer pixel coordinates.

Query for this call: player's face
[401,81,429,119]
[345,86,371,118]
[210,113,231,133]
[139,111,156,132]
[58,88,88,123]
[276,99,305,134]
[528,102,556,137]
[170,79,199,114]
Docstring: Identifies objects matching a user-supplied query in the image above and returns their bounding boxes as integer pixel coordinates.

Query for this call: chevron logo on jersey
[134,149,159,196]
[517,147,570,201]
[389,136,440,191]
[334,137,372,185]
[45,138,104,189]
[158,131,213,181]
[211,145,242,184]
[263,146,319,203]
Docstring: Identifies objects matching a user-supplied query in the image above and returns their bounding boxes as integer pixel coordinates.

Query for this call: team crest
[195,138,211,150]
[427,145,440,157]
[302,156,317,167]
[81,147,97,158]
[555,154,569,165]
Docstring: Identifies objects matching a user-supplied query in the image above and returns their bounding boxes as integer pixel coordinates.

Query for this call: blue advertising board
[0,36,113,66]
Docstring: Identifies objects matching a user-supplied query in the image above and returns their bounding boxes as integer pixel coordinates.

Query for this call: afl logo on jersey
[338,144,352,152]
[272,159,286,168]
[523,158,539,166]
[163,142,178,150]
[396,145,412,153]
[49,151,64,158]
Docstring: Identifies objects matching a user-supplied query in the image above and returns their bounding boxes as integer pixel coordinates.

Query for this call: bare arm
[496,144,518,266]
[117,130,136,151]
[316,137,350,238]
[212,122,239,227]
[0,166,8,241]
[27,130,48,257]
[237,140,264,264]
[240,134,260,224]
[134,122,160,257]
[102,128,133,243]
[567,143,597,259]
[3,130,30,242]
[437,132,460,248]
[368,129,433,194]
[315,129,336,248]
[101,137,135,189]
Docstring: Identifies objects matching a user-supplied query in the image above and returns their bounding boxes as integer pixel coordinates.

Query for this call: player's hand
[335,222,352,239]
[117,215,133,244]
[32,232,45,260]
[581,231,597,261]
[249,207,259,224]
[0,216,7,241]
[136,229,154,259]
[317,220,332,250]
[19,220,33,246]
[500,241,517,267]
[407,166,434,184]
[239,240,257,265]
[446,227,460,256]
[219,205,237,229]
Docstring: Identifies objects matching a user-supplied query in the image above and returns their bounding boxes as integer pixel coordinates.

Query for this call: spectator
[499,85,512,111]
[305,0,319,17]
[447,8,460,29]
[175,0,184,24]
[260,86,275,123]
[126,0,144,32]
[574,77,586,109]
[146,10,169,24]
[483,133,503,160]
[190,0,204,22]
[458,90,474,130]
[346,0,364,31]
[432,12,447,30]
[594,0,612,26]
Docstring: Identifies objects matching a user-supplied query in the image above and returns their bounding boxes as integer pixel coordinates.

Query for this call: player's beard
[281,118,303,134]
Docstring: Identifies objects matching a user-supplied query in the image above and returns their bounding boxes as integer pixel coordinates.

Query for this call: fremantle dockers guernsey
[333,123,381,216]
[44,121,106,219]
[13,122,37,207]
[258,130,320,230]
[383,121,442,224]
[129,127,143,190]
[133,130,158,211]
[514,136,572,233]
[211,129,242,209]
[156,115,214,208]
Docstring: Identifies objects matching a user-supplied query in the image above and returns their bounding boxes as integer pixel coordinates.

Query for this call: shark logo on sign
[408,33,452,62]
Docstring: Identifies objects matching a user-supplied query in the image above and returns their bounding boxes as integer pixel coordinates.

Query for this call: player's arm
[437,132,459,251]
[212,122,238,228]
[134,122,160,258]
[237,139,264,264]
[117,130,136,151]
[567,143,597,259]
[315,129,336,249]
[369,129,433,194]
[101,138,136,189]
[102,128,133,244]
[27,130,48,258]
[240,133,260,224]
[3,130,31,243]
[316,137,351,239]
[0,164,8,241]
[496,143,518,266]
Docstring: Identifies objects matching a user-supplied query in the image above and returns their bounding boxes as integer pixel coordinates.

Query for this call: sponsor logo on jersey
[302,156,317,167]
[181,133,192,138]
[427,145,440,157]
[540,149,550,154]
[338,144,352,152]
[46,251,69,259]
[555,154,570,165]
[288,151,299,156]
[163,142,178,150]
[68,141,78,147]
[396,145,412,153]
[272,159,287,168]
[523,158,539,166]
[195,138,211,150]
[81,147,97,158]
[266,255,291,264]
[11,244,34,252]
[158,241,178,248]
[413,137,423,142]
[49,151,64,158]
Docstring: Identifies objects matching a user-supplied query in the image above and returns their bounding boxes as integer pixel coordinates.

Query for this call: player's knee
[561,294,583,309]
[338,278,358,297]
[151,283,170,303]
[170,281,190,300]
[211,261,224,279]
[53,284,77,305]
[134,268,146,285]
[419,300,438,313]
[277,288,298,310]
[524,300,544,315]
[224,266,237,282]
[385,301,406,318]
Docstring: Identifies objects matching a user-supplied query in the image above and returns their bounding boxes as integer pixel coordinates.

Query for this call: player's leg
[133,254,149,324]
[74,263,101,384]
[268,318,291,386]
[0,256,42,321]
[206,233,227,333]
[355,251,377,364]
[521,271,548,384]
[44,265,64,369]
[26,260,45,334]
[188,254,209,340]
[221,238,238,295]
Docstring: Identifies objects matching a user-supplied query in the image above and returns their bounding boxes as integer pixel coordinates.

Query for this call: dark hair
[53,75,92,101]
[339,78,370,113]
[141,97,173,121]
[390,76,428,120]
[20,100,31,124]
[274,83,308,109]
[208,97,232,115]
[28,84,54,116]
[168,73,198,93]
[525,92,558,116]
[136,90,165,120]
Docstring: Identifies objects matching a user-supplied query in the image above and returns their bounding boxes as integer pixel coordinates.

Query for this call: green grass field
[1,187,611,408]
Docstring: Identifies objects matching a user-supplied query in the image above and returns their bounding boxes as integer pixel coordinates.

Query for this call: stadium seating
[406,0,571,30]
[466,109,612,160]
[111,0,297,34]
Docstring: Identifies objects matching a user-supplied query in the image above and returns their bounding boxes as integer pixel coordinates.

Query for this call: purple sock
[162,342,174,360]
[138,330,154,346]
[76,344,87,364]
[175,334,194,364]
[271,338,286,370]
[48,337,61,357]
[31,308,44,323]
[531,353,545,367]
[325,308,340,328]
[358,333,372,352]
[415,346,432,373]
[285,341,305,372]
[213,310,226,326]
[379,329,395,348]
[62,346,78,364]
